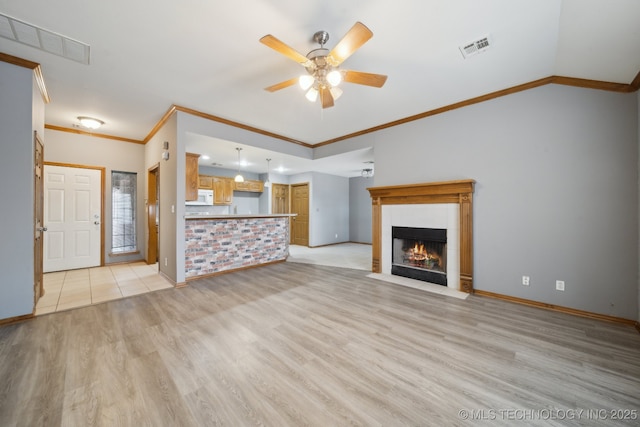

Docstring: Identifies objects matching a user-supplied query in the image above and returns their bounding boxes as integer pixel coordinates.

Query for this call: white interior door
[44,165,101,272]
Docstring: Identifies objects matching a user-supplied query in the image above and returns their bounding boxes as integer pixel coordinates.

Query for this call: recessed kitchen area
[182,133,375,280]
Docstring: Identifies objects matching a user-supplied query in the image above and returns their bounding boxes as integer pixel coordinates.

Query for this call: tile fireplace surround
[368,180,475,292]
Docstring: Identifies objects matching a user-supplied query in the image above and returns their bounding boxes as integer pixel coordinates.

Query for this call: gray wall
[349,176,373,243]
[0,61,44,319]
[317,84,639,320]
[45,130,147,265]
[147,114,179,282]
[290,172,349,247]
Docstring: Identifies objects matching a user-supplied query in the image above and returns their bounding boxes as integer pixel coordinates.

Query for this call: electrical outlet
[556,280,565,291]
[335,233,338,239]
[522,276,530,286]
[164,257,168,267]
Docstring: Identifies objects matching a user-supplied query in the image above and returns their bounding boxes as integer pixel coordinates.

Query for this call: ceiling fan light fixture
[261,22,386,109]
[329,86,343,101]
[326,69,342,87]
[299,75,314,90]
[305,87,319,102]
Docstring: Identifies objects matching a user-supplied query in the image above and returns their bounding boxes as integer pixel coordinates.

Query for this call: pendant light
[264,158,271,188]
[234,147,244,183]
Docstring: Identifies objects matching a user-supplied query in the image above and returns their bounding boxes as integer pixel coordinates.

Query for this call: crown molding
[630,70,640,92]
[142,105,312,148]
[550,75,633,93]
[0,52,50,104]
[314,73,640,147]
[5,51,636,148]
[143,104,177,143]
[3,46,632,149]
[42,70,640,148]
[45,124,144,144]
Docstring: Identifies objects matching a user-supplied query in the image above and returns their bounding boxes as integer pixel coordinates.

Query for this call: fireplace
[392,226,447,286]
[368,180,475,292]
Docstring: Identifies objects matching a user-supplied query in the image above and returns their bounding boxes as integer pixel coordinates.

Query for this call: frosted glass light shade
[78,116,104,129]
[327,69,342,87]
[234,174,244,183]
[330,87,343,100]
[299,75,315,90]
[305,87,319,102]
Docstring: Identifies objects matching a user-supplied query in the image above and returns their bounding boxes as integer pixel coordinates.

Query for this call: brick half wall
[185,217,290,278]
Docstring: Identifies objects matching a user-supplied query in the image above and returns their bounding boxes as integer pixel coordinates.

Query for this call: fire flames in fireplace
[392,226,447,286]
[405,242,443,271]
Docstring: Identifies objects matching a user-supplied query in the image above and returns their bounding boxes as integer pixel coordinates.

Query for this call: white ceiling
[1,0,639,176]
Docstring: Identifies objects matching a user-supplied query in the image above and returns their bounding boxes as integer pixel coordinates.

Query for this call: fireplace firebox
[391,226,447,286]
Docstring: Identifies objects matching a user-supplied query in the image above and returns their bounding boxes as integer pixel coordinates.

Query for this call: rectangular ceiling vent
[0,13,90,64]
[459,35,492,59]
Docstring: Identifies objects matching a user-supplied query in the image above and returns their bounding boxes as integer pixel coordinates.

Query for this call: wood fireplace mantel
[368,180,475,293]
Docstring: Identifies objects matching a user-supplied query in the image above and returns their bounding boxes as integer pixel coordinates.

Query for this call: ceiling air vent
[459,35,492,59]
[0,13,90,64]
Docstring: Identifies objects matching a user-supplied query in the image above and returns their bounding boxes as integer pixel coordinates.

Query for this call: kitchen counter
[185,213,296,220]
[185,214,295,279]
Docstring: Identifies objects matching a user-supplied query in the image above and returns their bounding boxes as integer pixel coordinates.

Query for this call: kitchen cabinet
[234,179,264,193]
[185,152,200,201]
[198,175,213,190]
[213,176,234,205]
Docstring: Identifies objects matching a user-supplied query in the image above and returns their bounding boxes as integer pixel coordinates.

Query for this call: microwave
[186,189,214,205]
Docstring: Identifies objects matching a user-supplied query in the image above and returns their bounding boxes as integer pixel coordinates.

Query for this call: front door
[33,132,44,304]
[290,183,309,246]
[44,164,103,272]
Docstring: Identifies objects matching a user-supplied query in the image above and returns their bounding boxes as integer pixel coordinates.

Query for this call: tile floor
[35,262,173,316]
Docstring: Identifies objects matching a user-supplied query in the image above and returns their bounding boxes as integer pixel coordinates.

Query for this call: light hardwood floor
[1,262,639,426]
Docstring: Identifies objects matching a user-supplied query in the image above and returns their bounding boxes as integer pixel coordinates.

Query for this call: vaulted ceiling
[1,0,639,173]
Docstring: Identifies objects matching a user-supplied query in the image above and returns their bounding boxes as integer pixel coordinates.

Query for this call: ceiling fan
[260,22,387,109]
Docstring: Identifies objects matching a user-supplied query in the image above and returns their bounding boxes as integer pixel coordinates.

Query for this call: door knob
[37,227,47,232]
[94,221,100,225]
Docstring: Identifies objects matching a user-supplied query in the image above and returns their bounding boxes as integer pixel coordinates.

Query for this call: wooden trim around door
[368,180,475,292]
[147,164,159,265]
[290,183,309,246]
[44,162,106,267]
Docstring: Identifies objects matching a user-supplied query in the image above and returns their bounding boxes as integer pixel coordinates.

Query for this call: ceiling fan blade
[320,87,334,108]
[260,35,309,65]
[327,22,373,66]
[264,77,299,92]
[343,70,388,88]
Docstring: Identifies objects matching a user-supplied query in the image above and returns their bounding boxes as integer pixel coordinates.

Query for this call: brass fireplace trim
[368,179,475,293]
